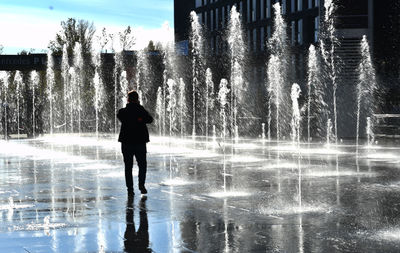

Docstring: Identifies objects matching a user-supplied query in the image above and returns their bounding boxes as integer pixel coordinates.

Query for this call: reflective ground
[1,135,400,252]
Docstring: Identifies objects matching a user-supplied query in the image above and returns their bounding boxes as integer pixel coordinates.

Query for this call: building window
[267,0,271,18]
[261,27,265,51]
[248,30,251,50]
[196,0,202,8]
[247,0,251,22]
[216,8,219,30]
[252,0,257,22]
[298,19,303,44]
[222,7,225,28]
[205,11,208,29]
[291,0,295,13]
[291,21,296,45]
[282,0,287,14]
[314,16,319,42]
[240,1,243,19]
[211,10,214,31]
[308,0,312,9]
[253,28,257,51]
[199,12,203,24]
[298,0,302,12]
[267,25,271,40]
[315,0,319,7]
[261,0,265,19]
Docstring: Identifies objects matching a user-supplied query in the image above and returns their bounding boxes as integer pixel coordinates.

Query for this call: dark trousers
[121,143,147,190]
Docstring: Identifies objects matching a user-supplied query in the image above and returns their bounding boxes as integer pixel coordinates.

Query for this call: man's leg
[135,144,147,194]
[122,143,134,193]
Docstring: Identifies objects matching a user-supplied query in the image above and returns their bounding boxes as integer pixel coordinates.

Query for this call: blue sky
[0,0,174,53]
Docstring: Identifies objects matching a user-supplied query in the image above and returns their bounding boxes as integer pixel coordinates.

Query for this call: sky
[0,0,174,54]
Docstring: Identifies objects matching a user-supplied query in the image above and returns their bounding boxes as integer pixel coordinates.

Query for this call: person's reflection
[124,195,151,253]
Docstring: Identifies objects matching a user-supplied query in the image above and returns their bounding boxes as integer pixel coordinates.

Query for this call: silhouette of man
[118,90,153,195]
[124,195,151,253]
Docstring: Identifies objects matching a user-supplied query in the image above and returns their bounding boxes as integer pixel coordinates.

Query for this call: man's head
[127,90,139,103]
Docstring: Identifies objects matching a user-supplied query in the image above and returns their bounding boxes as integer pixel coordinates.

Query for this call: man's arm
[139,107,153,124]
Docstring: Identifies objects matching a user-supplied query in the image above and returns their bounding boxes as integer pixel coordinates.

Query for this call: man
[118,90,153,195]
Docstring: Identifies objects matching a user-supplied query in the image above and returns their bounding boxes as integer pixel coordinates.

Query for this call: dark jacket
[117,103,153,144]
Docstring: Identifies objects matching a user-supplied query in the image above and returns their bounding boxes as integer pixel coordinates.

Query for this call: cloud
[0,5,174,54]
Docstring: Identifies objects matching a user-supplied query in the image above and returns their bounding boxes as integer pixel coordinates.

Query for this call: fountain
[14,71,23,139]
[120,71,128,107]
[114,51,123,134]
[61,45,69,134]
[73,43,84,135]
[356,35,377,148]
[189,11,204,137]
[366,117,374,147]
[307,45,327,142]
[321,0,339,143]
[93,51,104,138]
[205,68,214,140]
[167,79,177,136]
[267,3,289,141]
[0,71,9,140]
[31,71,39,138]
[179,78,186,137]
[291,83,302,145]
[228,6,246,140]
[46,52,55,135]
[218,79,230,140]
[156,87,163,136]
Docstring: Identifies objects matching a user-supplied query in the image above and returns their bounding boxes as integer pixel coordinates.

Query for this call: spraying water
[327,119,333,147]
[356,36,377,148]
[291,83,302,146]
[46,52,55,135]
[228,6,246,139]
[156,87,163,136]
[205,68,214,139]
[14,71,23,139]
[267,3,289,141]
[218,79,230,140]
[190,11,204,137]
[167,79,177,136]
[73,44,84,135]
[321,0,339,143]
[307,45,327,142]
[93,52,104,139]
[31,71,39,138]
[120,71,128,107]
[179,78,186,137]
[1,72,9,140]
[61,45,69,134]
[366,117,374,147]
[114,51,123,134]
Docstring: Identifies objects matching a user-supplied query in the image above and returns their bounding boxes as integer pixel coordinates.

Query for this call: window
[298,0,302,12]
[253,28,257,51]
[314,16,319,42]
[205,12,208,29]
[267,25,271,39]
[211,10,214,31]
[298,19,303,44]
[252,0,257,22]
[216,36,219,55]
[222,7,225,28]
[261,0,265,19]
[261,27,265,51]
[266,0,271,18]
[248,30,251,50]
[199,12,203,24]
[282,0,286,14]
[216,8,219,30]
[315,0,319,7]
[291,21,296,45]
[195,0,202,8]
[291,0,295,13]
[308,0,312,9]
[247,0,251,22]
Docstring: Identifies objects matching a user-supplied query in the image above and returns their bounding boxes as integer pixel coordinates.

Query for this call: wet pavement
[1,135,400,252]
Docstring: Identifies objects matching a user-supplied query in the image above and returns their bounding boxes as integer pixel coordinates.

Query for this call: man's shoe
[127,188,134,195]
[139,185,147,194]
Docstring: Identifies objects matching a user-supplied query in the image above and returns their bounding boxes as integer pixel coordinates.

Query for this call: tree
[118,26,135,51]
[48,18,95,57]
